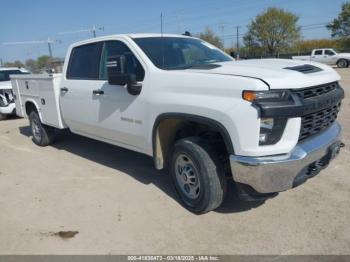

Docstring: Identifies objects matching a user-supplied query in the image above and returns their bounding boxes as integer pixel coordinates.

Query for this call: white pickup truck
[11,34,345,213]
[0,67,29,120]
[292,48,350,68]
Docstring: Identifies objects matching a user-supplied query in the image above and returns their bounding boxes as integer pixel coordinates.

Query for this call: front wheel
[337,59,348,68]
[29,111,55,146]
[170,137,227,214]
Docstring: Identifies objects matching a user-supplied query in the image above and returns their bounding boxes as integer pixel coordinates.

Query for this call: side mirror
[107,55,142,95]
[107,55,129,86]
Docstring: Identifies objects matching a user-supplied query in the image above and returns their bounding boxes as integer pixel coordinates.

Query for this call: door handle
[93,89,104,95]
[60,87,68,93]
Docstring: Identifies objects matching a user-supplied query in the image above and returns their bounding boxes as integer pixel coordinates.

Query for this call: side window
[325,50,335,56]
[314,50,323,55]
[67,42,103,79]
[100,41,145,81]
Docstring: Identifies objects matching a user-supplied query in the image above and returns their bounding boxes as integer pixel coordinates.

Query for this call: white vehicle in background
[292,48,350,68]
[0,67,29,120]
[11,34,345,213]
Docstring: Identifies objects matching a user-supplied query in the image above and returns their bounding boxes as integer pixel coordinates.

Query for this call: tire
[29,111,55,146]
[0,113,7,121]
[169,137,227,214]
[337,59,348,68]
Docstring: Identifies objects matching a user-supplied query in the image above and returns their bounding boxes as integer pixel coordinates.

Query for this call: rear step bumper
[230,122,343,194]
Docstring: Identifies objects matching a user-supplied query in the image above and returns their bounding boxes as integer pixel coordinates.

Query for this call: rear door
[60,42,104,135]
[311,49,324,63]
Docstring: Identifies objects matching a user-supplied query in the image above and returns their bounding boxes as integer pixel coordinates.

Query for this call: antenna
[2,37,58,57]
[59,26,104,38]
[160,13,164,36]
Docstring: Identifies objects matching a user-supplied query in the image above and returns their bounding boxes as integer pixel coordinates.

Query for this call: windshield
[332,49,340,53]
[133,37,233,70]
[0,70,27,82]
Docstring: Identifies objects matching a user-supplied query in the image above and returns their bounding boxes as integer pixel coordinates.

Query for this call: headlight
[242,90,291,145]
[242,90,290,102]
[259,118,287,145]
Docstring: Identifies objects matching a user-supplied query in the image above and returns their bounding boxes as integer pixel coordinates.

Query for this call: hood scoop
[284,64,322,74]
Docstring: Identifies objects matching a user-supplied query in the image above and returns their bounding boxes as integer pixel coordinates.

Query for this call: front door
[93,40,147,151]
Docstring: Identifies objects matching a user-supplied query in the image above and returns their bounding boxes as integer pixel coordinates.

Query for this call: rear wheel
[337,59,348,68]
[0,113,7,121]
[29,111,55,146]
[170,137,226,214]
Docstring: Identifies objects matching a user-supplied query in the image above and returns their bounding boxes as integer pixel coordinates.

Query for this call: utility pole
[161,13,164,36]
[0,58,3,67]
[91,25,104,38]
[234,26,241,59]
[47,37,53,57]
[219,22,225,50]
[92,26,97,38]
[2,37,57,58]
[59,26,104,38]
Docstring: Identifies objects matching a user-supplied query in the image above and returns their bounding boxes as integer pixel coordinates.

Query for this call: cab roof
[69,33,196,48]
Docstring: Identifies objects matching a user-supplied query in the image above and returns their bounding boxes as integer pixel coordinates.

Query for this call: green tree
[327,2,350,38]
[36,55,51,70]
[3,60,24,68]
[244,8,300,55]
[25,59,39,73]
[327,2,350,49]
[292,39,340,53]
[198,27,224,49]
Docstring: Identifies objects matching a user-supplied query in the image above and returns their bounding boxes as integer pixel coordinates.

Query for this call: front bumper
[230,122,342,194]
[0,102,16,115]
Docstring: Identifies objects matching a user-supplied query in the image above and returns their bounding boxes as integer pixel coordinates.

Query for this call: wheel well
[153,114,233,170]
[337,58,349,64]
[25,101,38,116]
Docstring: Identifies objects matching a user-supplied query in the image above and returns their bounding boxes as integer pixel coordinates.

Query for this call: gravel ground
[0,69,349,255]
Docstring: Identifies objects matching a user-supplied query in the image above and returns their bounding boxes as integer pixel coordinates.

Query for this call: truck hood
[0,81,12,90]
[187,59,340,89]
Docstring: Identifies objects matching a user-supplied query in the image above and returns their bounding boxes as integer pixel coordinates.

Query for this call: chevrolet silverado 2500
[11,34,345,213]
[0,67,29,120]
[292,48,350,68]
